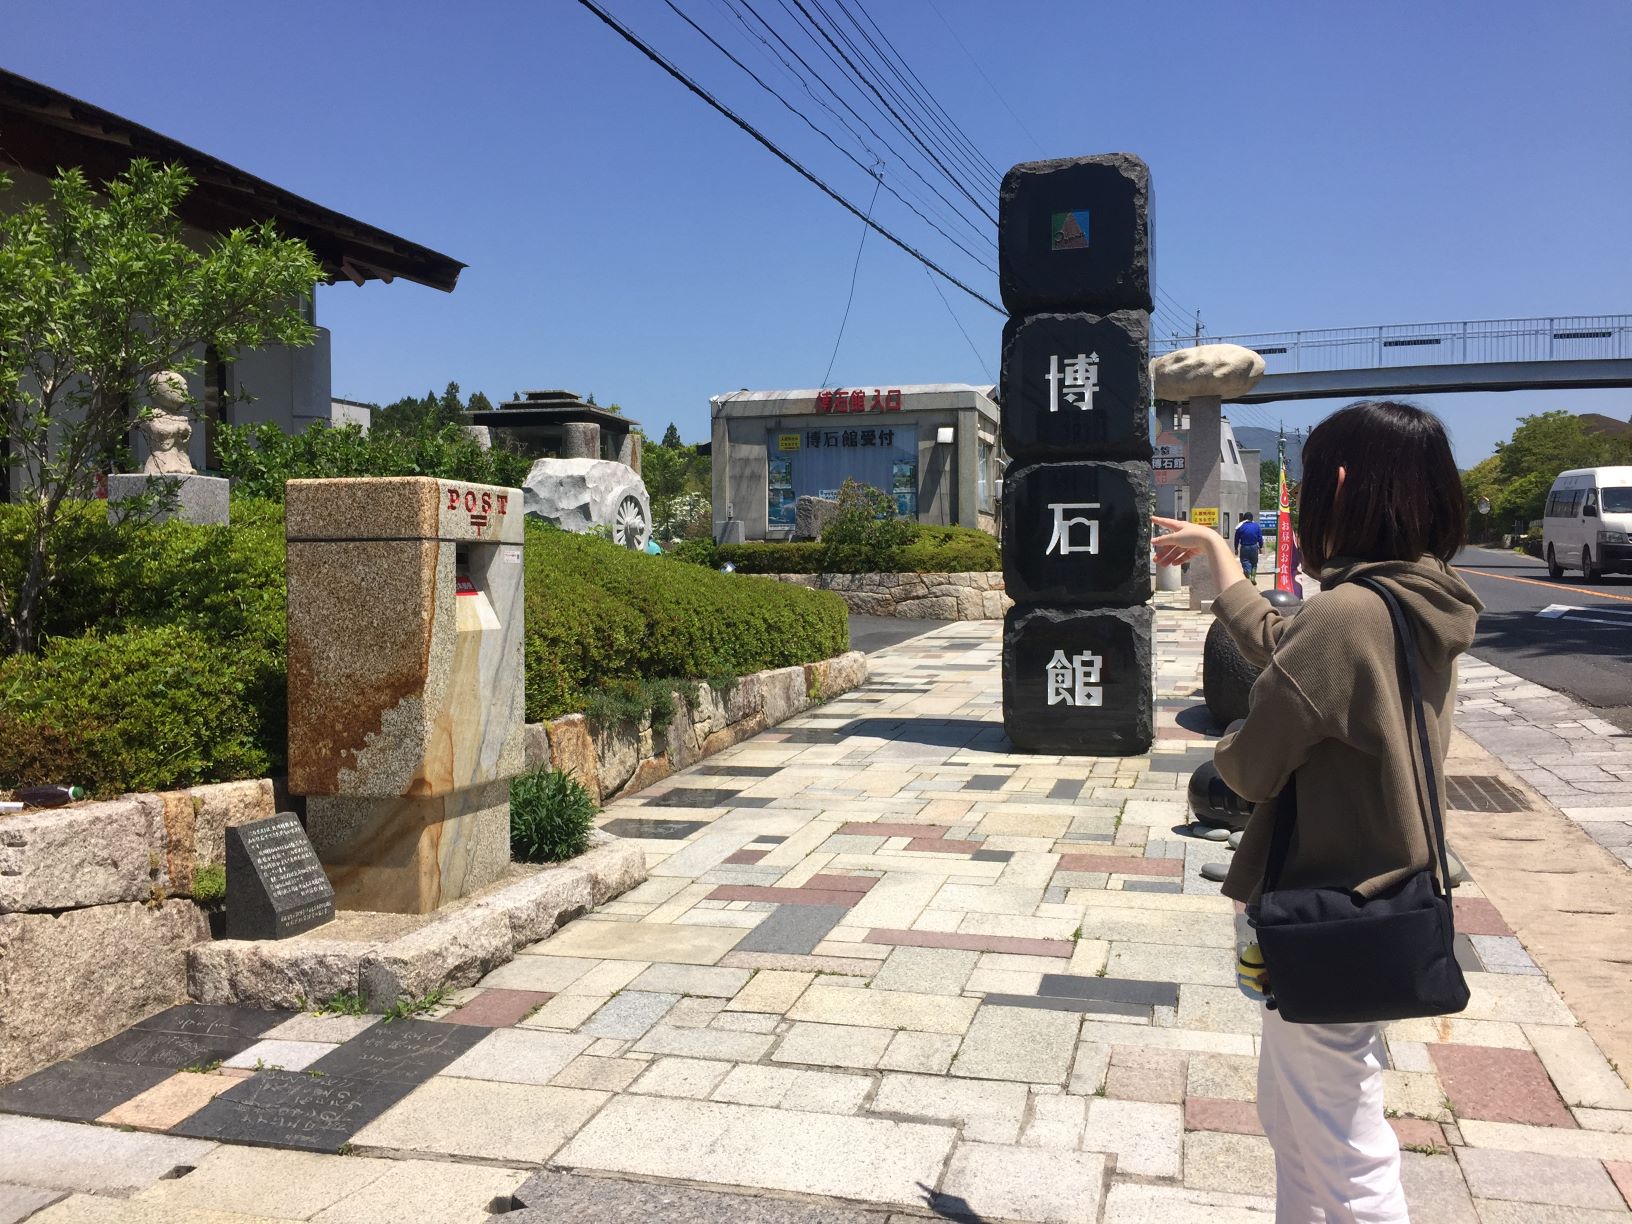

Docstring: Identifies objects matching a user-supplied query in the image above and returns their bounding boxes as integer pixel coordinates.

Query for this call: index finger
[1151,515,1188,532]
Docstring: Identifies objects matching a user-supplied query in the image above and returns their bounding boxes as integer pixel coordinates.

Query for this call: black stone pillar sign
[1001,461,1153,606]
[1003,606,1154,755]
[226,812,336,941]
[1000,312,1152,462]
[999,153,1154,756]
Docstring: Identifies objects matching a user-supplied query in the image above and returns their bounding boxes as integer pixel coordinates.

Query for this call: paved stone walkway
[1456,655,1632,870]
[5,590,1632,1222]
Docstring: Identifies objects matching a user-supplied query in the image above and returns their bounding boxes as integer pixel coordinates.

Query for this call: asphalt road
[1453,545,1632,729]
[847,614,952,654]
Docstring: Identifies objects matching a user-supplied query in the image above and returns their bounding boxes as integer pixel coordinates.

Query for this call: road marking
[1538,603,1632,627]
[1456,567,1632,604]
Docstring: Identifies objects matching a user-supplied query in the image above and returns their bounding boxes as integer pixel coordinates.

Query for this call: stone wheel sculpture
[613,493,650,550]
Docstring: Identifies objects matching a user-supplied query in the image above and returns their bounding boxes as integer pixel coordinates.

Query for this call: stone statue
[137,370,194,476]
[1150,343,1265,402]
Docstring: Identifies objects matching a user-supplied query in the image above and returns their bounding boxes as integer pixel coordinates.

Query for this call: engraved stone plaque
[226,812,335,940]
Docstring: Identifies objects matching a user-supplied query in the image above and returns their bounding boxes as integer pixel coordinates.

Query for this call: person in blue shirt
[1233,515,1264,581]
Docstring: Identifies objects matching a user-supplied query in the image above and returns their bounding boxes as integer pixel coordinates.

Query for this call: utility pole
[1193,311,1203,345]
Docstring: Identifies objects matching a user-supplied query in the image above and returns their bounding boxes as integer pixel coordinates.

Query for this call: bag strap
[1353,577,1456,902]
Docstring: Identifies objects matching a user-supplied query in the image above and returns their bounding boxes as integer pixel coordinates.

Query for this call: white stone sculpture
[1150,343,1265,402]
[522,457,652,550]
[137,370,194,475]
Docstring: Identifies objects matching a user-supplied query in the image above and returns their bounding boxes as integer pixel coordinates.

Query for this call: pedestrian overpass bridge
[1151,314,1632,403]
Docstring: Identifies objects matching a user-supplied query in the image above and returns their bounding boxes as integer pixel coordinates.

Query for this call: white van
[1543,466,1632,581]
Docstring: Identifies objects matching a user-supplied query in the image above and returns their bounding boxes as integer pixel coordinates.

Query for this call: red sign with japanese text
[815,388,903,414]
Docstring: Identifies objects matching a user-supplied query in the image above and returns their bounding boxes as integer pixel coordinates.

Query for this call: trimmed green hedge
[523,521,848,720]
[0,502,849,795]
[703,525,1000,576]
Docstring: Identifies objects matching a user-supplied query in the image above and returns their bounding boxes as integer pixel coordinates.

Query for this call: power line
[724,0,997,250]
[923,264,995,383]
[784,0,998,225]
[660,0,998,274]
[822,168,883,385]
[924,0,1047,156]
[573,0,1004,313]
[829,0,1003,189]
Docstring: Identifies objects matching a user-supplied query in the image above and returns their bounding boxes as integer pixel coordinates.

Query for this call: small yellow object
[1237,942,1270,999]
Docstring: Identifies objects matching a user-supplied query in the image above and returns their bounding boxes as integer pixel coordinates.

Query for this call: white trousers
[1257,1003,1409,1223]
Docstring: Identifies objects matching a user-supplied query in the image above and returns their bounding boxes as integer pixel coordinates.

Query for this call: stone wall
[523,650,869,803]
[0,780,274,1083]
[766,573,1009,621]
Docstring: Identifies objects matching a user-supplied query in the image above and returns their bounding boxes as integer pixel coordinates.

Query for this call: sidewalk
[4,592,1632,1223]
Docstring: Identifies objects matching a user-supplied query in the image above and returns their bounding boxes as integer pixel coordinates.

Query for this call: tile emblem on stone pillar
[999,154,1153,315]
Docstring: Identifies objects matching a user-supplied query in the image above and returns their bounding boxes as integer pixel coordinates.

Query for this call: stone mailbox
[286,477,525,914]
[998,154,1155,756]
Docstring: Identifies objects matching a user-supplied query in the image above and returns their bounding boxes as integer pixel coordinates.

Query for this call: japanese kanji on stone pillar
[999,155,1155,755]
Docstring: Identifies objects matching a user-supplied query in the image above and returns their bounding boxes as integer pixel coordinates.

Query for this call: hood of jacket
[1319,556,1484,664]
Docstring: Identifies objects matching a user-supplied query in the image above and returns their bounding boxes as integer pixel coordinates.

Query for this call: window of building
[978,439,995,513]
[766,425,919,524]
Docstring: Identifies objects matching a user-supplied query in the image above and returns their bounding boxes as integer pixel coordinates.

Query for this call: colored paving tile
[1057,853,1185,877]
[439,988,555,1028]
[1453,896,1516,936]
[1429,1043,1576,1127]
[706,886,865,907]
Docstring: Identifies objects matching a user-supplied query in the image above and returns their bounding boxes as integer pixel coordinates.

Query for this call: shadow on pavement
[836,717,1005,749]
[848,614,957,654]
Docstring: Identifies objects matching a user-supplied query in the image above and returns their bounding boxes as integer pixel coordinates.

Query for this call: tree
[0,162,322,655]
[467,390,493,414]
[661,422,682,448]
[1495,410,1620,485]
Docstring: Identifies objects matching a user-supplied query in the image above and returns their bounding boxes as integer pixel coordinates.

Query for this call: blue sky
[9,0,1629,464]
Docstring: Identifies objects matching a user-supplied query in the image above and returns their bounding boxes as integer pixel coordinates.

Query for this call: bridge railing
[1152,315,1632,374]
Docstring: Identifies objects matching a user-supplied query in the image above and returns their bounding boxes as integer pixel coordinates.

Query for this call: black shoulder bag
[1248,577,1470,1024]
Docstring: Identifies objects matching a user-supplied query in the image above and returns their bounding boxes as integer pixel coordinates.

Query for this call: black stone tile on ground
[77,1025,264,1072]
[643,789,744,809]
[171,1069,410,1153]
[305,1018,488,1086]
[134,1004,296,1040]
[964,774,1010,792]
[693,765,783,777]
[980,993,1150,1019]
[1122,880,1184,894]
[1038,974,1180,1008]
[599,817,710,841]
[732,904,849,955]
[1048,778,1086,801]
[510,1170,893,1222]
[0,1059,173,1122]
[971,850,1013,863]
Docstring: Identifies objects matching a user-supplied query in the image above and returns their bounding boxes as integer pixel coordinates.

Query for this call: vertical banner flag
[1275,459,1295,593]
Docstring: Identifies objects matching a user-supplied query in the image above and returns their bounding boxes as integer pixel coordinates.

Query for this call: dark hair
[1297,400,1466,574]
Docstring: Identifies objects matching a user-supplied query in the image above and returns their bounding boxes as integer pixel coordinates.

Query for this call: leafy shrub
[216,420,531,501]
[715,525,999,576]
[191,863,226,904]
[665,537,719,568]
[0,623,274,796]
[511,767,597,863]
[583,676,680,733]
[819,479,917,572]
[523,521,848,721]
[891,525,1000,573]
[0,501,848,793]
[715,541,825,574]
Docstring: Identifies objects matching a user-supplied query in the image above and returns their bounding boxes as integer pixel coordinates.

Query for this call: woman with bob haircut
[1153,400,1481,1222]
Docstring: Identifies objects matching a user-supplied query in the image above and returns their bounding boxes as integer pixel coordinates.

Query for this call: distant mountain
[1579,412,1632,441]
[1230,425,1304,481]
